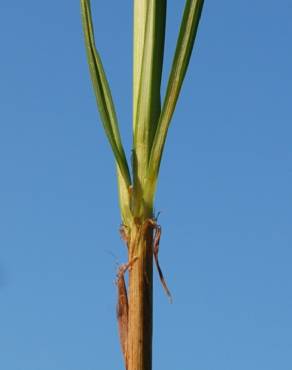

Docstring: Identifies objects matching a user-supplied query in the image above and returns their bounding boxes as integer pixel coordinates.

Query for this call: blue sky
[0,1,291,369]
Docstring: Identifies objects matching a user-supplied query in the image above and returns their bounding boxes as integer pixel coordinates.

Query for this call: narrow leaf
[133,1,166,148]
[132,0,166,215]
[148,0,204,186]
[81,0,131,187]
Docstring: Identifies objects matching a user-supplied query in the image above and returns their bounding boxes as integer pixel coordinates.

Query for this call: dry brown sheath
[116,258,138,368]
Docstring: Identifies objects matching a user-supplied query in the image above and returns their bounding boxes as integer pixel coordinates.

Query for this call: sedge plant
[80,1,204,369]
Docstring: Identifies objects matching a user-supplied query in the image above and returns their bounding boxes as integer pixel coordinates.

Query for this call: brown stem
[127,222,153,370]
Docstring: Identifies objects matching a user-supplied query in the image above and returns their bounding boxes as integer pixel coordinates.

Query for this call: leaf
[147,0,204,189]
[133,0,166,150]
[132,1,166,215]
[81,0,131,188]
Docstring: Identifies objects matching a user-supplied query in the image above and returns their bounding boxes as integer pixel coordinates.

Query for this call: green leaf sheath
[132,0,166,216]
[147,0,204,193]
[133,1,166,151]
[81,0,131,188]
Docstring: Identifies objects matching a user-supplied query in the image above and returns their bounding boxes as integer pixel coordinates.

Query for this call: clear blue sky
[0,1,291,370]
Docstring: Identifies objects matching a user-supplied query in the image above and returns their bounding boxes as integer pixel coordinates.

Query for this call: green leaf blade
[81,0,131,188]
[147,0,204,196]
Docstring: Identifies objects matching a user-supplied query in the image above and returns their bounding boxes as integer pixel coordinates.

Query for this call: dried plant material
[116,258,138,368]
[119,224,130,246]
[147,219,172,302]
